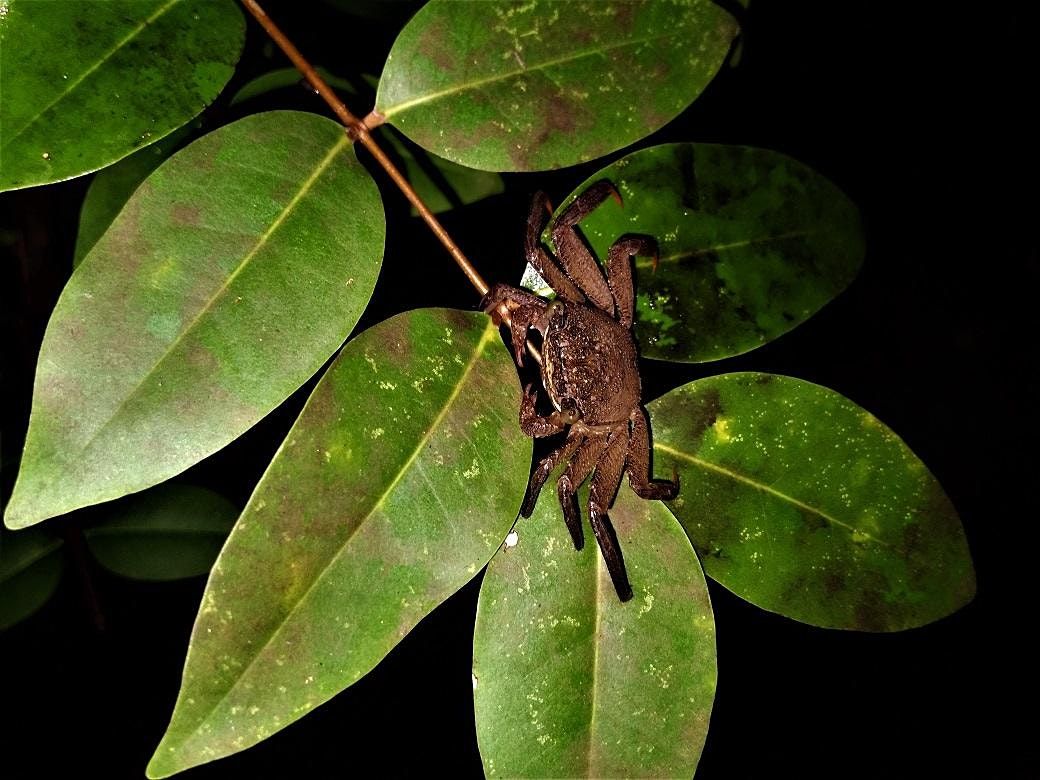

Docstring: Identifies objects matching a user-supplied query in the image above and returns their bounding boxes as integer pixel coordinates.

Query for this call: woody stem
[239,0,541,364]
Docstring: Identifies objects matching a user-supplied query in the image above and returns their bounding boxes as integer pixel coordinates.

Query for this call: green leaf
[4,111,384,529]
[0,528,63,630]
[376,0,738,171]
[73,120,200,267]
[650,373,975,631]
[535,143,863,362]
[230,66,360,106]
[0,0,245,191]
[474,487,716,778]
[84,485,237,581]
[147,308,530,778]
[381,127,505,214]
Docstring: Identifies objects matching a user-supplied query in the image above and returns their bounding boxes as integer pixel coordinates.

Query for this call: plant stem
[240,0,489,295]
[239,0,541,364]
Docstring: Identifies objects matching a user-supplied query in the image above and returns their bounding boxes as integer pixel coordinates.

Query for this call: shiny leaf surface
[5,112,384,529]
[73,120,200,266]
[147,309,530,777]
[0,528,63,630]
[474,487,716,777]
[650,373,975,631]
[377,0,737,171]
[0,0,244,191]
[85,485,237,581]
[541,143,863,362]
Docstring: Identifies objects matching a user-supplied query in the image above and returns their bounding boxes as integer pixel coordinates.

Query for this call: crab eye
[547,300,564,316]
[560,408,579,424]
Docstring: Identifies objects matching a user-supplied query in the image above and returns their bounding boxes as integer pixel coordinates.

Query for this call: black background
[1,1,1035,778]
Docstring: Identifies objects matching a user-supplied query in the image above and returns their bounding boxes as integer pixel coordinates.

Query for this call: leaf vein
[2,0,184,147]
[653,441,889,545]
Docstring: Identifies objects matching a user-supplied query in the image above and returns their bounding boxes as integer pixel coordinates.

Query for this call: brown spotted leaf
[147,308,530,778]
[650,373,975,631]
[376,0,738,171]
[0,0,244,191]
[473,487,716,777]
[4,112,383,529]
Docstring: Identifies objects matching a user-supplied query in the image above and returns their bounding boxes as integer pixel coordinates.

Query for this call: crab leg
[526,192,586,304]
[550,180,618,314]
[627,407,679,500]
[518,383,575,438]
[520,426,585,518]
[606,236,656,330]
[554,432,610,550]
[588,428,633,601]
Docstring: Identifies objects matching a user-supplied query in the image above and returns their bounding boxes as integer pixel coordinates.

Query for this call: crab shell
[540,301,642,428]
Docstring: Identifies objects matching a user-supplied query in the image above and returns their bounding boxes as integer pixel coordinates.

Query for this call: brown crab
[482,181,679,602]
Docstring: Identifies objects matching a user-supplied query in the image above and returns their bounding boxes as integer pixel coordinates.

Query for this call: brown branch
[240,0,489,295]
[239,0,541,365]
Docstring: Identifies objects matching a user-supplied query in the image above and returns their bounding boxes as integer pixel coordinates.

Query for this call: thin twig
[240,0,489,295]
[239,0,541,365]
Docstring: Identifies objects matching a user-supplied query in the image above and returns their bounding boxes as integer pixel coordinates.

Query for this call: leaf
[381,127,505,214]
[84,485,237,581]
[73,120,200,267]
[534,143,864,362]
[147,308,531,778]
[473,487,716,778]
[650,373,975,631]
[230,66,360,106]
[0,528,63,630]
[4,111,384,529]
[376,0,738,172]
[0,0,244,191]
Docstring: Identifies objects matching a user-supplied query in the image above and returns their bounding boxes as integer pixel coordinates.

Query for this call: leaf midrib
[163,322,498,759]
[380,30,685,119]
[633,230,813,269]
[585,544,605,776]
[654,441,889,546]
[2,0,183,147]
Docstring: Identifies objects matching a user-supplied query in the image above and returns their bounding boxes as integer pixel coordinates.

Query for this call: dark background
[1,1,1035,777]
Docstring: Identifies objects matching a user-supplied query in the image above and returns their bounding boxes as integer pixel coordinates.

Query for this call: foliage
[1,1,974,778]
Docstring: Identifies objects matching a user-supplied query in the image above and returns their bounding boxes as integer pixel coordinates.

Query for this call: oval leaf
[650,373,975,631]
[532,143,863,362]
[0,0,244,191]
[85,484,237,581]
[4,111,384,529]
[473,487,716,778]
[0,528,63,630]
[73,120,200,266]
[147,308,530,778]
[376,0,738,171]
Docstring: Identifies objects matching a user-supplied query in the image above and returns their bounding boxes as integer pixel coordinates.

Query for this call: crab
[481,180,679,602]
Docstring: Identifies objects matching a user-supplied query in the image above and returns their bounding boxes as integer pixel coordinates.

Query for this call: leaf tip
[145,733,190,780]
